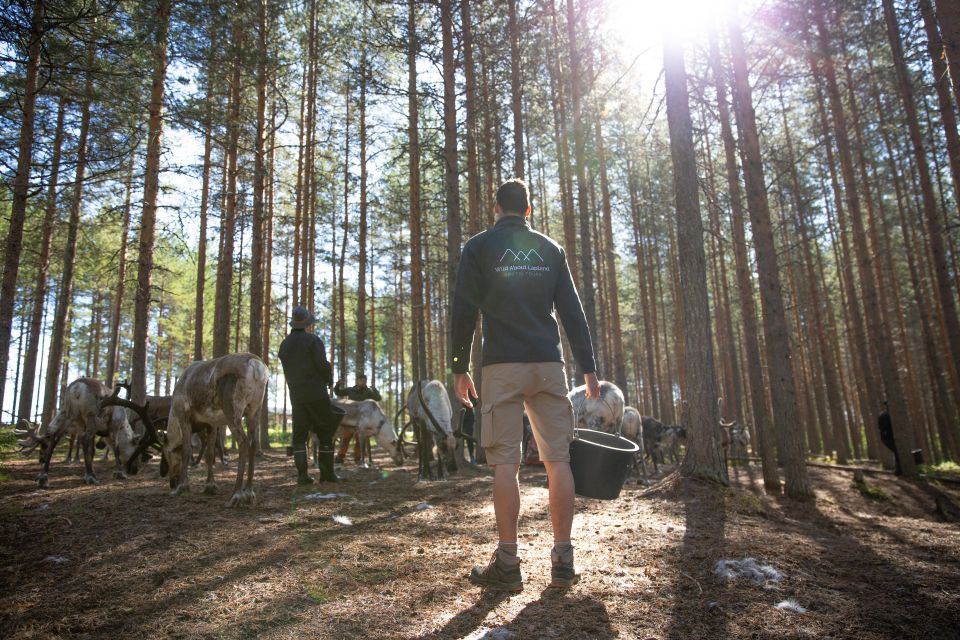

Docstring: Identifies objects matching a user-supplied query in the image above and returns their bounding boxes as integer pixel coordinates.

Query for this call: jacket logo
[500,249,544,263]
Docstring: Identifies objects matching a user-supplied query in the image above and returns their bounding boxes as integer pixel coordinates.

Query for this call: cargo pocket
[479,404,494,449]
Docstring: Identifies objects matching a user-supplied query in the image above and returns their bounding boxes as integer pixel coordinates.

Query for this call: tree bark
[728,5,811,499]
[883,0,960,415]
[17,94,65,425]
[441,0,461,379]
[42,48,95,425]
[212,6,243,361]
[408,0,426,381]
[0,0,46,412]
[566,0,598,357]
[356,16,369,379]
[663,38,726,483]
[709,27,780,492]
[509,0,524,178]
[934,0,960,109]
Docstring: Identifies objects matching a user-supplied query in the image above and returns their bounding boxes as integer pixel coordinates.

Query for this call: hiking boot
[549,556,581,588]
[469,551,523,592]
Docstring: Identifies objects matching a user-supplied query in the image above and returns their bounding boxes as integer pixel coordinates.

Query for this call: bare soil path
[1,450,959,639]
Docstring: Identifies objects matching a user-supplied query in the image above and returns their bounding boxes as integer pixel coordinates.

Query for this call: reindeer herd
[15,359,752,506]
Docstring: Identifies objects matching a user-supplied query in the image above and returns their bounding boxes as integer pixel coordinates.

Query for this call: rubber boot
[318,448,341,483]
[294,448,314,485]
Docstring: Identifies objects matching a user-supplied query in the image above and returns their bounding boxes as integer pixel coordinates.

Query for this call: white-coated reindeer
[314,399,404,468]
[620,406,648,479]
[161,353,268,507]
[568,380,625,433]
[15,378,151,487]
[406,380,457,481]
[719,398,751,467]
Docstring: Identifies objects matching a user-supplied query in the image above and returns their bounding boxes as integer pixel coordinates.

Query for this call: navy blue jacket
[449,215,596,375]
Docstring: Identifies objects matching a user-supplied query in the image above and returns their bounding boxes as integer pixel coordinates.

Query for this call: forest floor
[1,445,959,639]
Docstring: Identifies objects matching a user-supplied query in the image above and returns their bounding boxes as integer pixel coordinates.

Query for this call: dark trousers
[880,431,902,474]
[292,401,337,451]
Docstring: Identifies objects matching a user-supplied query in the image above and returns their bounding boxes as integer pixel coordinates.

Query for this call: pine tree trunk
[441,0,461,379]
[920,0,960,220]
[408,0,426,381]
[194,71,214,362]
[883,0,960,416]
[595,118,627,396]
[461,0,481,236]
[566,0,597,355]
[728,6,811,499]
[356,22,369,379]
[17,94,65,425]
[934,0,960,109]
[816,5,915,471]
[42,51,94,424]
[509,0,524,178]
[709,28,780,491]
[212,10,243,361]
[663,38,726,483]
[130,0,171,402]
[0,0,46,412]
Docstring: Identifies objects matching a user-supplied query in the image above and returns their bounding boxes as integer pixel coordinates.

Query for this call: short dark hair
[357,374,367,380]
[496,179,529,215]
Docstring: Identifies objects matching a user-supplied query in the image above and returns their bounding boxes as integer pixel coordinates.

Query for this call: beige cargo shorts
[479,362,575,465]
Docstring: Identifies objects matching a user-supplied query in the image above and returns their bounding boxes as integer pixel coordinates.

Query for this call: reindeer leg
[111,439,127,480]
[65,434,75,463]
[228,436,247,507]
[203,426,218,494]
[243,416,257,504]
[173,424,193,496]
[81,431,100,485]
[38,430,65,488]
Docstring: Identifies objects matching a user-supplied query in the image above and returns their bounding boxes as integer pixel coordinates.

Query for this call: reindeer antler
[100,394,161,474]
[13,419,44,455]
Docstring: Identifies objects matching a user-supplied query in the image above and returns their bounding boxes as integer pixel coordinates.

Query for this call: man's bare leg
[542,460,574,542]
[493,463,521,543]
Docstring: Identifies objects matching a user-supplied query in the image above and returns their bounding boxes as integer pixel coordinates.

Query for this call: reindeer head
[377,417,404,466]
[99,386,160,476]
[14,418,50,463]
[108,407,152,475]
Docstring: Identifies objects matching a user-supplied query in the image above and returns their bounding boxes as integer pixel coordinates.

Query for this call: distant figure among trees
[878,401,902,476]
[334,374,382,464]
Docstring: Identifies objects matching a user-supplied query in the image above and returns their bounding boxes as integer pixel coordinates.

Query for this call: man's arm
[554,247,597,376]
[368,387,382,402]
[333,380,349,397]
[449,239,483,374]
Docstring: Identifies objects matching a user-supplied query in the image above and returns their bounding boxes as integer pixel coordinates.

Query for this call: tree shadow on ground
[419,589,614,640]
[662,477,728,640]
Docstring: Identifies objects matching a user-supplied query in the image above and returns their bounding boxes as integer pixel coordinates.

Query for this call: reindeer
[320,399,404,468]
[568,380,625,433]
[718,397,751,467]
[406,380,457,481]
[15,378,152,487]
[160,353,268,507]
[620,406,648,480]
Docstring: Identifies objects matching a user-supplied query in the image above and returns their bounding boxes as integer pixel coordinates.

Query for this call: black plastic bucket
[569,429,639,500]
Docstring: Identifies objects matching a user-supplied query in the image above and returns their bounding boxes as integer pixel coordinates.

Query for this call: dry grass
[1,447,959,639]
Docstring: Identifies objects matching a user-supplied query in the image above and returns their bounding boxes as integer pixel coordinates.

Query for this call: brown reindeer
[160,353,268,507]
[15,378,152,487]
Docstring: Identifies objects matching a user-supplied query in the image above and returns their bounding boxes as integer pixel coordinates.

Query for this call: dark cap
[290,306,316,329]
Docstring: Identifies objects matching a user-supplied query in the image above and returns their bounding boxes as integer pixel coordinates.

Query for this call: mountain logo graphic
[499,248,544,263]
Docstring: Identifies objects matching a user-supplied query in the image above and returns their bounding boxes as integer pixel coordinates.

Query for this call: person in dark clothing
[333,374,382,464]
[278,306,343,484]
[878,401,902,476]
[450,178,600,592]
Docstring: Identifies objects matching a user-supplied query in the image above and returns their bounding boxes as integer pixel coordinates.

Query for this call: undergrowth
[920,461,960,477]
[853,471,891,501]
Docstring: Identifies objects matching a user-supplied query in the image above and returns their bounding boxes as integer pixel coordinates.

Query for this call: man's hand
[454,372,478,408]
[585,372,601,400]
